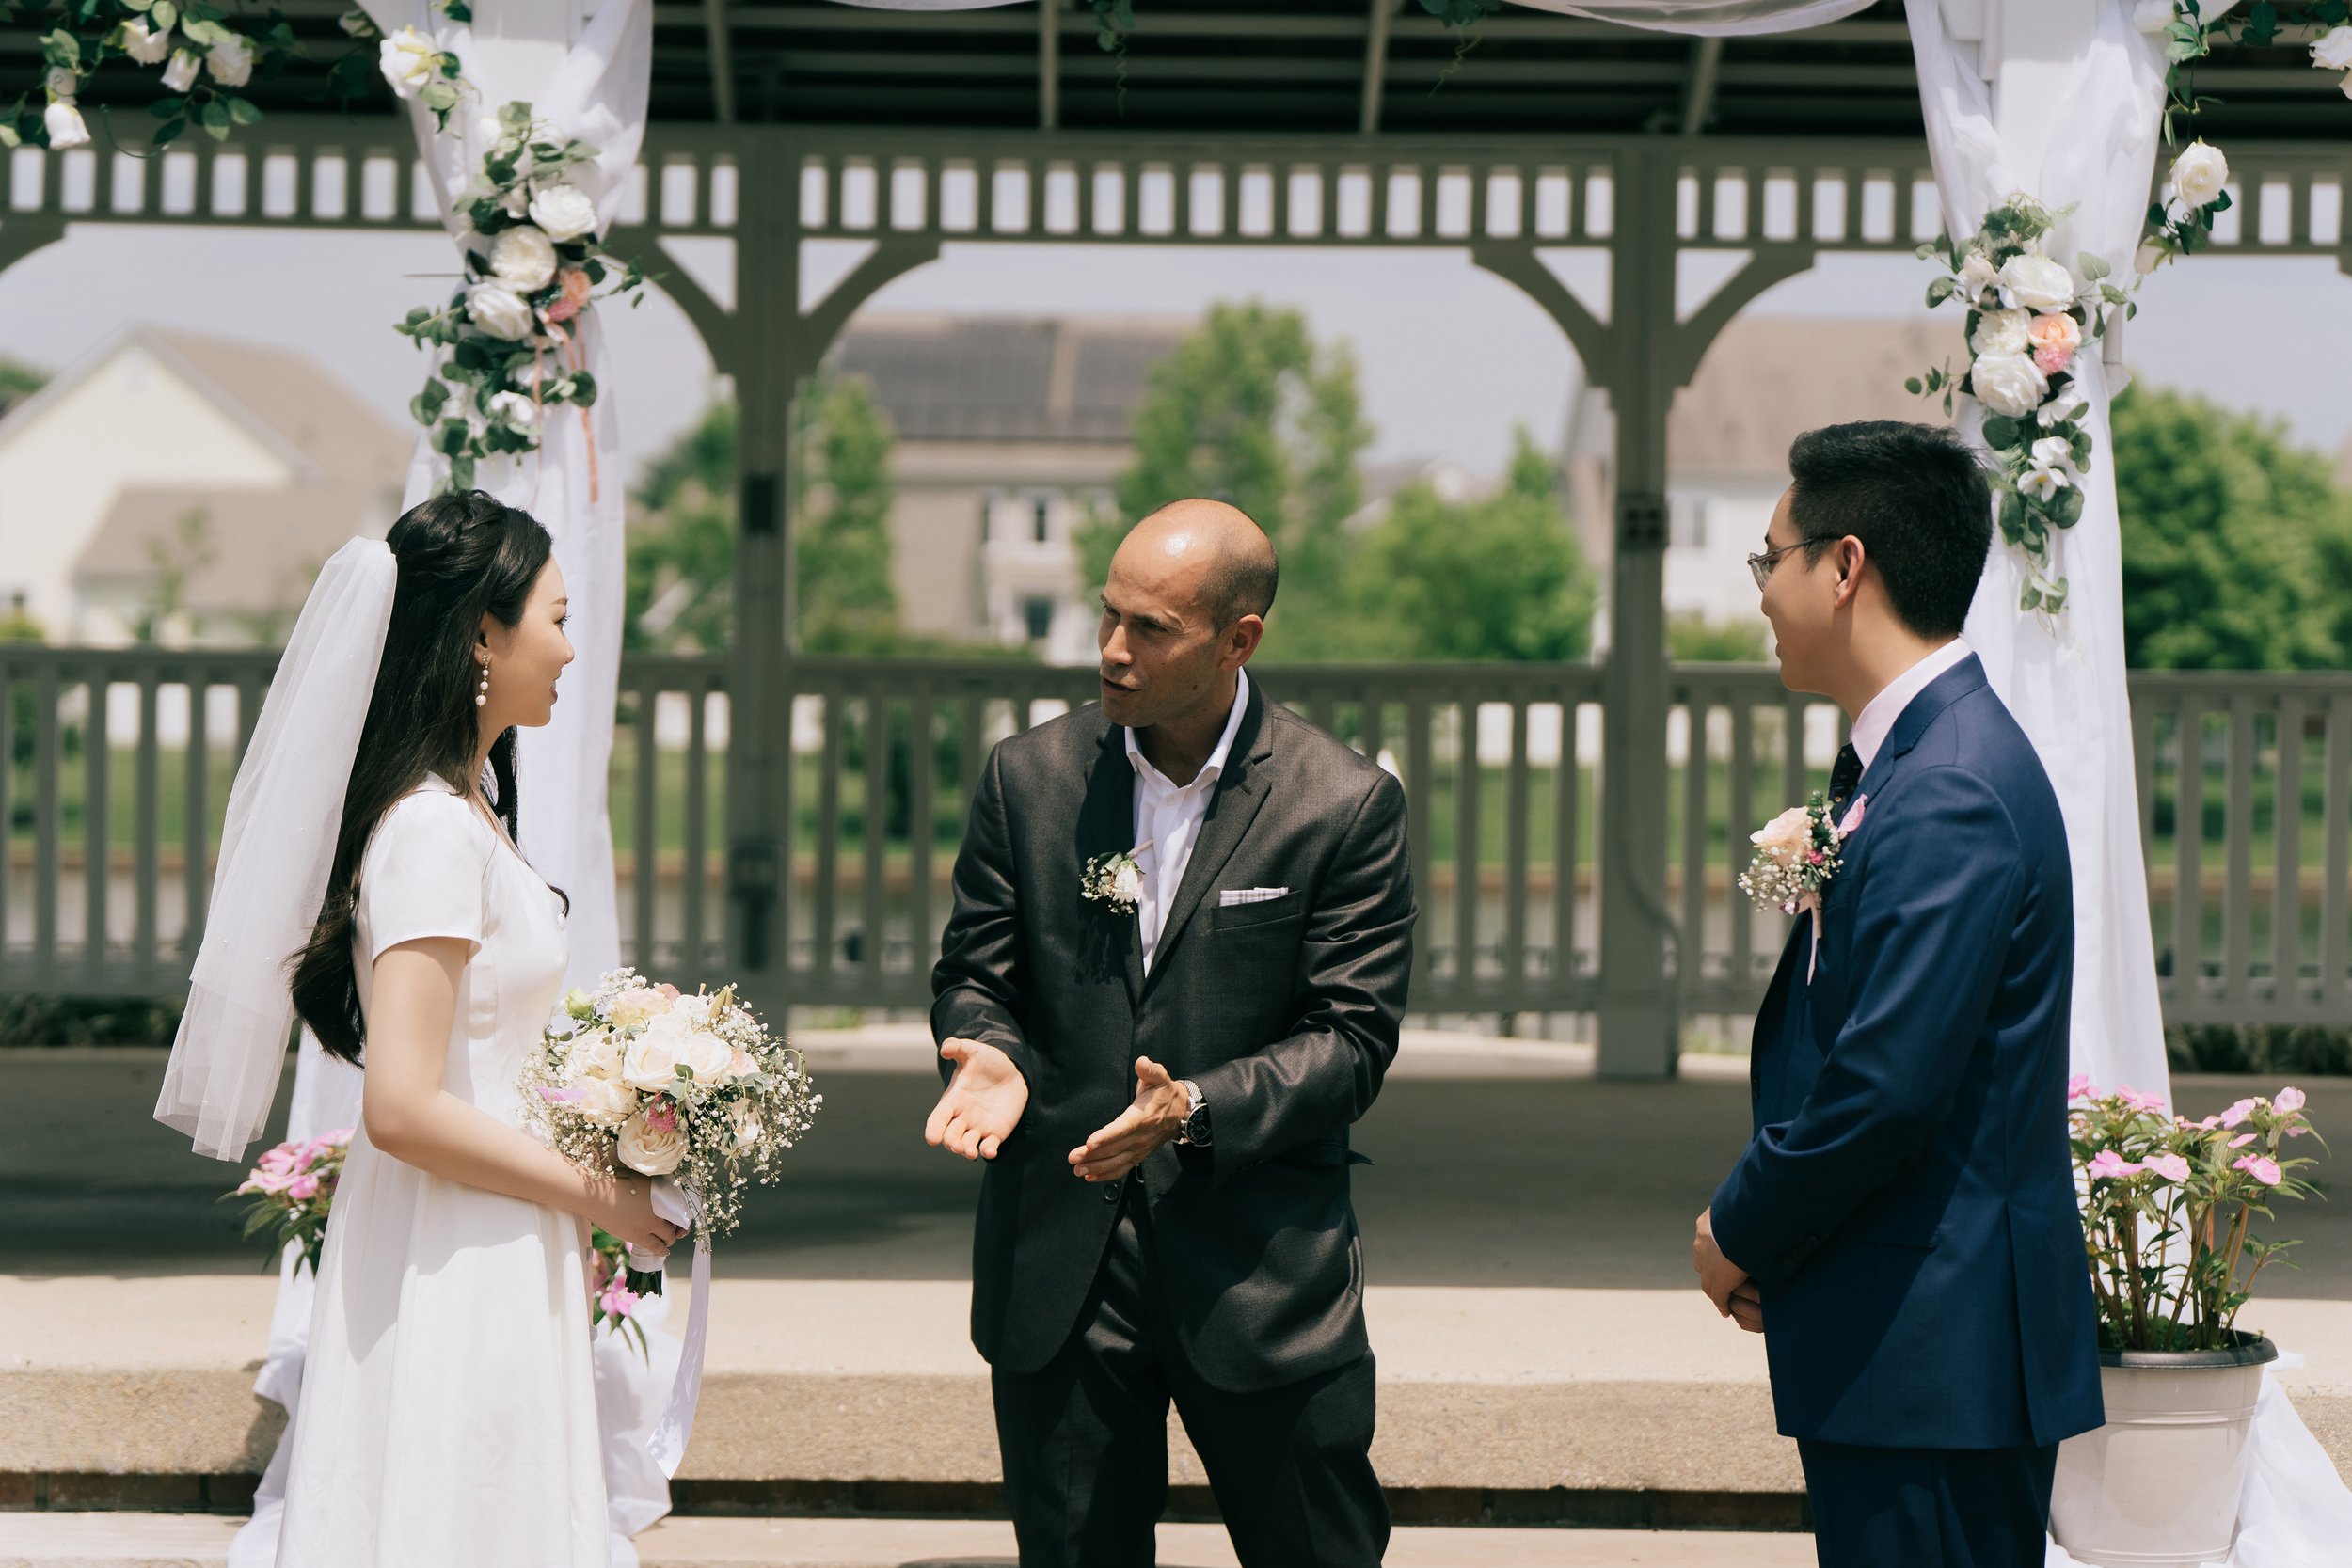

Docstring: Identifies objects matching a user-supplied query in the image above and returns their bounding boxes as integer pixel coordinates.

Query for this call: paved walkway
[2,1513,1817,1567]
[13,1042,2349,1296]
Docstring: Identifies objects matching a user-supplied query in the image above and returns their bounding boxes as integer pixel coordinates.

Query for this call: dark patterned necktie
[1829,742,1863,811]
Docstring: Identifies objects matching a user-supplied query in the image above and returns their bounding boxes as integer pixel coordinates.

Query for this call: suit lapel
[1074,722,1145,1006]
[1141,684,1274,993]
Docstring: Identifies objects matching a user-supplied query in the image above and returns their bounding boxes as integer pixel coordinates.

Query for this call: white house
[0,325,408,645]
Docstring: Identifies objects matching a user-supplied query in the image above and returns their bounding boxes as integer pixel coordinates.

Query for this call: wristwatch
[1175,1079,1212,1148]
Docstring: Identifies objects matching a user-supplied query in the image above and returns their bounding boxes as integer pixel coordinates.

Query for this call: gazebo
[3,0,2349,1079]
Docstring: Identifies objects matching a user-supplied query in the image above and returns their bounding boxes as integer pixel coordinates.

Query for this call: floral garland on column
[393,101,648,495]
[1911,0,2352,620]
[0,0,469,151]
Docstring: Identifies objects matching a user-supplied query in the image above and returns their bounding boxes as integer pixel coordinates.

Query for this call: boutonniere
[1082,841,1152,917]
[1740,793,1868,982]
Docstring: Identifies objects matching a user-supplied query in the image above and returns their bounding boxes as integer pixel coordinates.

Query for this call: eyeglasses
[1746,541,1805,593]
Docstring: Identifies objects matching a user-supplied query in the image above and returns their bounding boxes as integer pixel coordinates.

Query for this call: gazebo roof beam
[1039,0,1059,130]
[1678,36,1723,135]
[1361,0,1395,136]
[706,0,738,123]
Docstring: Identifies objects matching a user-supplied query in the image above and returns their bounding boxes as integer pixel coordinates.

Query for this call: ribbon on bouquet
[629,1178,711,1478]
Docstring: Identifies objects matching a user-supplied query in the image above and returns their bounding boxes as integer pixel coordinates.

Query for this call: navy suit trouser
[1799,1439,2058,1568]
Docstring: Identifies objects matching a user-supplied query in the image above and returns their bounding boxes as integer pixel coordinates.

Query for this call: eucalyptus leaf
[226,96,261,126]
[1982,415,2023,451]
[2076,250,2109,282]
[152,117,184,146]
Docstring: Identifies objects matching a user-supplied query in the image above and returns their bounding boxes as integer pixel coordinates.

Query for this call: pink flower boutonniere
[1739,791,1868,982]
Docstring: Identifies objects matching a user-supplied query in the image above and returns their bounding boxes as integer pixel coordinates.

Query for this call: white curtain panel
[1905,0,2171,1102]
[829,0,1879,23]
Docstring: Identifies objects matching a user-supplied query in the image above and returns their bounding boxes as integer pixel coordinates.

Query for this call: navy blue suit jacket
[1710,655,2104,1451]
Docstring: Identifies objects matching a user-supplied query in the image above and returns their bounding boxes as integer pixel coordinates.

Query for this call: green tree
[135,508,215,644]
[1667,612,1769,663]
[792,375,901,654]
[1079,301,1373,657]
[624,401,737,653]
[1343,429,1596,662]
[2112,386,2348,670]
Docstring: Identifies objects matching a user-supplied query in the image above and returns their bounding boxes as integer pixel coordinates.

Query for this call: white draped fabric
[238,3,661,1562]
[1905,3,2352,1560]
[825,0,1878,24]
[1903,0,2171,1101]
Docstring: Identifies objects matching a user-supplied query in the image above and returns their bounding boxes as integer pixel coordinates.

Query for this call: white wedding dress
[276,776,607,1568]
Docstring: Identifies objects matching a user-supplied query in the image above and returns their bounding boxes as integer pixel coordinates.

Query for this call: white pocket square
[1218,887,1291,906]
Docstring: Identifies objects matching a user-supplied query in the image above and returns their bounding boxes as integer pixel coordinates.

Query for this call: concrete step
[7,1275,2352,1496]
[0,1513,1817,1568]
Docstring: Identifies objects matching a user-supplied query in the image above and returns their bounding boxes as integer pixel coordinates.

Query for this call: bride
[156,491,685,1566]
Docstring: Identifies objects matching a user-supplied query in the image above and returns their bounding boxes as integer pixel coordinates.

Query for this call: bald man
[926,499,1415,1568]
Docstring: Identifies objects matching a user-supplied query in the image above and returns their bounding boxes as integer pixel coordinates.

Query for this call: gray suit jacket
[931,679,1417,1391]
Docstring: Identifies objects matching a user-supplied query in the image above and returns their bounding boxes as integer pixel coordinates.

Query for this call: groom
[1692,421,2104,1566]
[925,498,1414,1568]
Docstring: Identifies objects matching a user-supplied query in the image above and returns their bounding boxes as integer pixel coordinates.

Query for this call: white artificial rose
[47,67,79,100]
[528,183,599,244]
[1751,806,1811,867]
[2018,467,2069,502]
[677,1027,734,1085]
[574,1076,638,1128]
[206,33,254,87]
[1959,252,2001,305]
[486,389,538,428]
[1970,352,2050,419]
[120,19,171,64]
[2170,140,2229,209]
[616,1110,688,1176]
[465,282,535,341]
[1111,862,1145,906]
[490,224,558,292]
[726,1046,761,1081]
[2311,25,2352,72]
[1997,253,2074,313]
[1969,307,2031,358]
[2028,436,2074,472]
[379,27,440,101]
[43,102,90,150]
[623,1015,691,1091]
[162,50,200,93]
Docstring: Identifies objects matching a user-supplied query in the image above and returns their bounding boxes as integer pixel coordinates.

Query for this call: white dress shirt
[1850,638,1975,772]
[1126,670,1250,974]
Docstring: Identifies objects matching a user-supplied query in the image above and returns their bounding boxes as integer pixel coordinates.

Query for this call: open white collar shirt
[1125,670,1250,973]
[1850,637,1974,773]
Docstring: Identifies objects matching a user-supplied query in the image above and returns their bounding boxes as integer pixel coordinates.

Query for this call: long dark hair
[290,491,558,1065]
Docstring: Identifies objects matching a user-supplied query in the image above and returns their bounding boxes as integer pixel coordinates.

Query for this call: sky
[0,223,2345,488]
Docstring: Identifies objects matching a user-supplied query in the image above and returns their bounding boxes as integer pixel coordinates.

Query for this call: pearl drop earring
[476,658,490,708]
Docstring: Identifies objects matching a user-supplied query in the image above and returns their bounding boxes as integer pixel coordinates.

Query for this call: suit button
[1103,1184,1120,1203]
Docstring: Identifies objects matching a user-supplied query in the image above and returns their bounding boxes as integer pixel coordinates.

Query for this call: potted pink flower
[2049,1083,2325,1566]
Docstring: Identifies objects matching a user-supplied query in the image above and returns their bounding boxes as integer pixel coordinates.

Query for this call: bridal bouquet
[230,1128,353,1275]
[2071,1081,2326,1353]
[522,969,820,1284]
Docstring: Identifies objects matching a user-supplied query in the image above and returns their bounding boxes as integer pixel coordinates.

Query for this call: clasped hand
[923,1039,1186,1184]
[1693,1206,1764,1334]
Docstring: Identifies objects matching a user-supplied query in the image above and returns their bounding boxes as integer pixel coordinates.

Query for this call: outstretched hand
[924,1037,1028,1161]
[1069,1056,1189,1183]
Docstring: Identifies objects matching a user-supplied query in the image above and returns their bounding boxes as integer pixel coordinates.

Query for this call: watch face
[1184,1105,1212,1147]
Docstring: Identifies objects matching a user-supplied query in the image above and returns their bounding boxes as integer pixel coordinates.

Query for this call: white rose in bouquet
[2170,141,2229,209]
[379,27,441,101]
[42,102,90,150]
[2310,26,2352,73]
[120,19,171,63]
[162,50,200,93]
[486,390,538,428]
[677,1027,735,1085]
[1969,352,2049,419]
[1751,806,1813,868]
[726,1046,761,1081]
[1997,253,2074,313]
[575,1076,638,1128]
[617,1108,688,1175]
[466,282,535,341]
[1111,861,1146,906]
[490,225,558,292]
[206,33,255,87]
[577,1026,627,1081]
[528,184,599,245]
[1970,308,2031,357]
[623,1015,691,1092]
